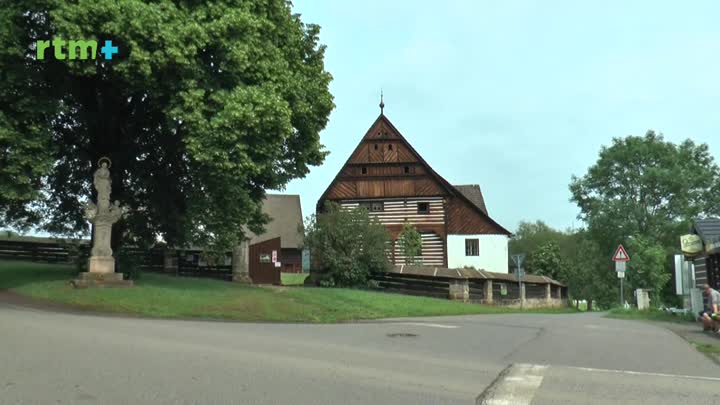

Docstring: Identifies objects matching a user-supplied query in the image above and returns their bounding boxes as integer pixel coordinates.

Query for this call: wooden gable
[319,114,448,203]
[317,113,512,236]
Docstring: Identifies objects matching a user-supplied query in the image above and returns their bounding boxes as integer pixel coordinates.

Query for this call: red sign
[613,245,630,262]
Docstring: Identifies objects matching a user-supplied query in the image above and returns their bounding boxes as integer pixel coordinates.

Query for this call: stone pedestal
[71,271,133,288]
[88,256,115,274]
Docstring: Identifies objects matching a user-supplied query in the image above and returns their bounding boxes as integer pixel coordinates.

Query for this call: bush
[305,202,391,287]
[397,222,422,264]
[115,247,142,280]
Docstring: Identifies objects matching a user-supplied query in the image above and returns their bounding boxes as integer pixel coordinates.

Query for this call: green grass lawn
[281,272,308,286]
[606,308,696,323]
[0,260,578,322]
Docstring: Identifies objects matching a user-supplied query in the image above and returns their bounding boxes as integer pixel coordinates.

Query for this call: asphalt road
[1,303,719,405]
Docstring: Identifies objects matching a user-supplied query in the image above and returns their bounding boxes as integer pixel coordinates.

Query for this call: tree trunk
[587,299,594,311]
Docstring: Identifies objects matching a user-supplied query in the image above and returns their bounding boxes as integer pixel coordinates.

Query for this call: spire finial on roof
[379,89,385,115]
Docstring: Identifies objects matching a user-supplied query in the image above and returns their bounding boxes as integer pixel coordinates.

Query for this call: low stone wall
[374,266,569,308]
[482,297,566,309]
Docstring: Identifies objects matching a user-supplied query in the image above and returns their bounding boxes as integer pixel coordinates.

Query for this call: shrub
[397,222,422,264]
[305,202,391,287]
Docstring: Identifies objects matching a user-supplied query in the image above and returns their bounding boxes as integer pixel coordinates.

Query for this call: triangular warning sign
[613,244,630,262]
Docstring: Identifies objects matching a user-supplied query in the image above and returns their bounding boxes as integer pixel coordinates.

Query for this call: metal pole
[620,277,624,307]
[519,265,523,310]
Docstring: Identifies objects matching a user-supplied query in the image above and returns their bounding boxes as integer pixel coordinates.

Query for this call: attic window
[361,167,367,175]
[404,166,410,174]
[417,202,430,214]
[387,144,393,150]
[374,144,378,150]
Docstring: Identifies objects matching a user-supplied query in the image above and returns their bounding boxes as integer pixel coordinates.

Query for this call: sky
[280,0,720,233]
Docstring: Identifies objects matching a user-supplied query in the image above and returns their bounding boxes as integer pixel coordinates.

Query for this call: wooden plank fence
[0,240,82,262]
[371,273,449,299]
[0,239,232,282]
[370,266,569,307]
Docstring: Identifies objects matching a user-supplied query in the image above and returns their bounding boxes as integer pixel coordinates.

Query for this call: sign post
[613,245,630,306]
[511,254,526,309]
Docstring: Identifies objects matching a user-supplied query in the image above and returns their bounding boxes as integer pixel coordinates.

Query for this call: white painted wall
[447,234,509,273]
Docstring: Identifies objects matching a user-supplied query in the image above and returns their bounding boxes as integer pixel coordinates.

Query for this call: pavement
[1,301,720,405]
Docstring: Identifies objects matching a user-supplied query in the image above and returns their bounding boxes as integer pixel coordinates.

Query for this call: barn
[316,107,512,273]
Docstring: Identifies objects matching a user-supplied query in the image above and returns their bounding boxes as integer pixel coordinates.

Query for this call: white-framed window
[465,238,479,256]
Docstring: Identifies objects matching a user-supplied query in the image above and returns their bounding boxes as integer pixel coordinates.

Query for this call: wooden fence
[372,272,449,298]
[0,240,81,263]
[371,265,568,308]
[0,239,232,282]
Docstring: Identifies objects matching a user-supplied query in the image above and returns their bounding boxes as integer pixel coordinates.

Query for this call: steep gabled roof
[453,184,488,215]
[317,113,512,236]
[247,194,304,249]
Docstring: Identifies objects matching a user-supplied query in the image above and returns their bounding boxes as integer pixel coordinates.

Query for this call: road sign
[511,254,525,267]
[612,245,630,262]
[272,250,278,263]
[617,271,625,278]
[615,261,626,272]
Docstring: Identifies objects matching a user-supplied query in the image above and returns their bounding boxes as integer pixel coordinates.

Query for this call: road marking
[396,322,459,329]
[476,363,547,405]
[566,366,720,382]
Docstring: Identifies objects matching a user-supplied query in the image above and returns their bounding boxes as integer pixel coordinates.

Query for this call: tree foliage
[526,241,570,282]
[397,222,422,264]
[564,234,615,310]
[0,0,334,251]
[304,203,391,288]
[569,131,719,307]
[570,131,720,251]
[624,236,671,305]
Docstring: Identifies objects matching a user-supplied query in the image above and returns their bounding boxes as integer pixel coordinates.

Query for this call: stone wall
[449,278,568,309]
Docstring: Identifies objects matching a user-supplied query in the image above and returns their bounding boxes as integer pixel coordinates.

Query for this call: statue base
[71,272,133,288]
[87,256,116,274]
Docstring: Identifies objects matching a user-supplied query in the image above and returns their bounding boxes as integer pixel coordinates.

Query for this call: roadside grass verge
[605,308,695,323]
[694,342,720,355]
[281,272,308,286]
[1,260,578,322]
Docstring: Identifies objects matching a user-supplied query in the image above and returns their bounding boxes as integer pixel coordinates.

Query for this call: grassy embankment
[0,260,577,322]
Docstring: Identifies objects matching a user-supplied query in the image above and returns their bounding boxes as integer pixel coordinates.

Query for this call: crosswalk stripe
[476,363,547,405]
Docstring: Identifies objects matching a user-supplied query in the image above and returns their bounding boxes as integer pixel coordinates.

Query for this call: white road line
[566,366,720,382]
[476,363,547,405]
[396,322,459,329]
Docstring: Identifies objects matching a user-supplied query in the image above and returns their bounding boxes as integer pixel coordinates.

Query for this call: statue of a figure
[93,160,112,212]
[85,158,125,258]
[71,157,133,286]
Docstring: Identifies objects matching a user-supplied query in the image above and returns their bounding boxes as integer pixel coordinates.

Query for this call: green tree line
[512,131,720,309]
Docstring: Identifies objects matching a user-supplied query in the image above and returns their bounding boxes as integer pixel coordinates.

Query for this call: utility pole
[512,254,525,309]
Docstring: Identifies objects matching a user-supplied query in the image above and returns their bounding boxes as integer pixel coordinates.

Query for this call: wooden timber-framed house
[317,103,512,273]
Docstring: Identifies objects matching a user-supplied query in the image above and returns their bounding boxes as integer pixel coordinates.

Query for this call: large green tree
[570,131,720,251]
[570,131,720,306]
[0,0,333,250]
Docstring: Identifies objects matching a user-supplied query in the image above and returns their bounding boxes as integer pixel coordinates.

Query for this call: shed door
[249,237,281,285]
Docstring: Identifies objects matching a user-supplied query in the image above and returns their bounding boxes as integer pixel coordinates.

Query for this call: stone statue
[82,158,126,273]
